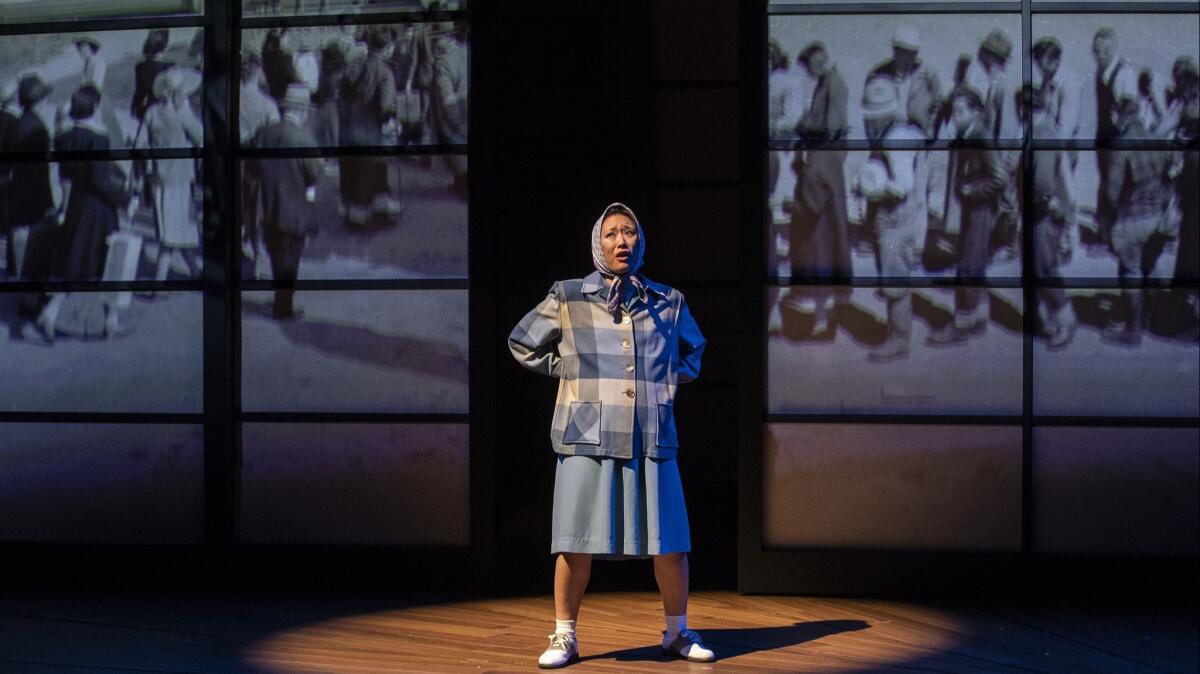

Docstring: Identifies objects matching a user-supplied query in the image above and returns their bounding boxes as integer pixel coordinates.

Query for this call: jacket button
[625,362,635,373]
[625,388,635,398]
[621,339,631,349]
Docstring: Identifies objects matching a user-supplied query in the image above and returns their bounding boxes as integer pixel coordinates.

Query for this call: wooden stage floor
[0,590,1195,673]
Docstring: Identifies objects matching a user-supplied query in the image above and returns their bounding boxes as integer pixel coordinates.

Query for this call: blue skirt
[551,454,691,559]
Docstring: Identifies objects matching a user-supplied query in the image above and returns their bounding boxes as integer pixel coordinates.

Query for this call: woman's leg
[154,245,173,281]
[654,552,714,661]
[553,552,592,621]
[652,552,688,616]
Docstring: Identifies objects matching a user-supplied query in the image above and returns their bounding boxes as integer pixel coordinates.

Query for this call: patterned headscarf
[591,202,648,317]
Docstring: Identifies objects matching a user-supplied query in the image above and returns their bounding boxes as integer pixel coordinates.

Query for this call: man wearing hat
[1092,27,1139,252]
[240,49,280,146]
[928,86,1009,346]
[782,41,852,338]
[960,29,1014,142]
[1033,36,1081,141]
[247,84,323,320]
[0,80,19,278]
[3,75,56,282]
[856,76,928,362]
[962,29,1020,261]
[341,25,399,227]
[1101,99,1173,347]
[1165,55,1199,142]
[767,39,804,226]
[1024,85,1078,349]
[868,25,942,137]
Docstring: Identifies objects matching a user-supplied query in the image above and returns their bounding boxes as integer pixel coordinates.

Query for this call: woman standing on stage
[508,202,716,668]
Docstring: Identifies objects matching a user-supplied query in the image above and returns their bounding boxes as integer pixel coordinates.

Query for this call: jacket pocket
[563,401,602,445]
[656,403,679,448]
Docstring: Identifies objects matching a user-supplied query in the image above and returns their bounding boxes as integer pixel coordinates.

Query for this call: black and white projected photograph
[1,159,204,283]
[1029,150,1197,285]
[769,150,1023,282]
[1033,426,1200,555]
[238,22,468,148]
[239,155,466,280]
[0,291,203,412]
[1030,13,1200,140]
[767,286,1023,415]
[0,423,203,544]
[765,423,1023,550]
[1033,288,1199,417]
[0,28,205,152]
[242,0,465,16]
[768,14,1024,143]
[240,289,468,413]
[0,0,203,23]
[240,423,468,545]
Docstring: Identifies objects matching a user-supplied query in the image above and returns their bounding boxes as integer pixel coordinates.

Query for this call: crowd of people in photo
[769,24,1199,363]
[239,21,468,319]
[0,29,205,345]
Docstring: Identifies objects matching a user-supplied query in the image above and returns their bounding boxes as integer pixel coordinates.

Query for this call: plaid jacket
[509,271,705,459]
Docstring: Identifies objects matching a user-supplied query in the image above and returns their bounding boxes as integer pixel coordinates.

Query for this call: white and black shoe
[662,629,716,662]
[538,632,579,669]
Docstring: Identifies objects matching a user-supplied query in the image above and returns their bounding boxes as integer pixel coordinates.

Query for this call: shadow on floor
[583,619,870,663]
[242,297,468,380]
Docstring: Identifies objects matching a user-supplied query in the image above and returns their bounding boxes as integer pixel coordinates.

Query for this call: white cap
[892,25,921,52]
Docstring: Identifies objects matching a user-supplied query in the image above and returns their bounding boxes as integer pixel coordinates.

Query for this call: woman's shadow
[581,619,869,663]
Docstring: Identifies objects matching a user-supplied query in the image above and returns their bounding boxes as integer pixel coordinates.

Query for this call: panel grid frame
[746,0,1200,589]
[0,0,479,560]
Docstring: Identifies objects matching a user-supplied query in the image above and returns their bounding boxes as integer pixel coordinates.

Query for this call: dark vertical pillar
[736,0,766,594]
[202,0,237,582]
[469,0,499,586]
[491,0,655,587]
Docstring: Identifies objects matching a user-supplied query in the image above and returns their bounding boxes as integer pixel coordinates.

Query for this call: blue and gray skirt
[551,451,691,559]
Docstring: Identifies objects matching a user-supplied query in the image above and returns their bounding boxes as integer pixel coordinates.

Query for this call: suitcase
[102,231,143,310]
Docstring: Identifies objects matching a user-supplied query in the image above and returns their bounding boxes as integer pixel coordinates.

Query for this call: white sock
[555,619,576,637]
[664,613,686,642]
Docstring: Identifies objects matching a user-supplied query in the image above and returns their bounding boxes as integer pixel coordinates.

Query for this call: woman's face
[600,213,638,275]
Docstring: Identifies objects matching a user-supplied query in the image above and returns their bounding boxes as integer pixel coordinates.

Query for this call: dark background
[483,0,741,592]
[4,0,1196,603]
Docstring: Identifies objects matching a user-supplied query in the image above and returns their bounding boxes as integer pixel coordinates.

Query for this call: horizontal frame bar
[766,276,1024,287]
[768,139,1026,151]
[765,413,1200,426]
[0,412,204,424]
[0,15,204,37]
[1030,3,1199,13]
[236,144,469,159]
[237,278,470,291]
[2,148,203,163]
[768,3,1022,15]
[240,412,469,423]
[768,138,1200,151]
[766,413,1022,424]
[765,277,1200,289]
[766,1,1199,14]
[0,281,206,293]
[238,9,468,30]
